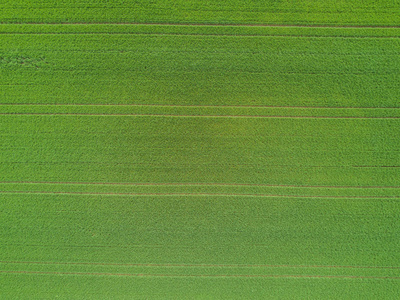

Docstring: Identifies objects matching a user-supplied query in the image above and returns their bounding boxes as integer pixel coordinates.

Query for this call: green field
[1,25,400,108]
[1,1,400,299]
[1,0,400,26]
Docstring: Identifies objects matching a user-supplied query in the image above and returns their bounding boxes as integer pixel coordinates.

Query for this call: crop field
[1,1,400,299]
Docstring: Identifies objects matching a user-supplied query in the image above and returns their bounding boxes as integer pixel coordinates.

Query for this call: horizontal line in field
[3,243,166,249]
[0,32,398,38]
[1,181,400,189]
[1,270,399,280]
[4,22,400,29]
[3,162,400,169]
[1,113,399,119]
[2,260,398,270]
[0,191,398,199]
[1,103,399,109]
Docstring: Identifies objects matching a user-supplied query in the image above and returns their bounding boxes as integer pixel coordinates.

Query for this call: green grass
[3,23,400,37]
[1,0,400,26]
[1,112,400,186]
[0,25,400,107]
[2,191,398,266]
[2,274,398,300]
[1,2,400,299]
[1,189,400,298]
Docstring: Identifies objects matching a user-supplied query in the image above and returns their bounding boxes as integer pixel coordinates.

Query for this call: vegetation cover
[1,0,400,26]
[0,1,399,299]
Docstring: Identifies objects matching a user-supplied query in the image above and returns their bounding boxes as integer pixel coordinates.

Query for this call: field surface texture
[0,1,400,299]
